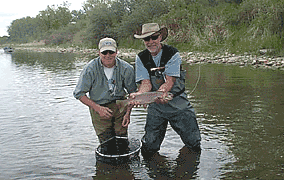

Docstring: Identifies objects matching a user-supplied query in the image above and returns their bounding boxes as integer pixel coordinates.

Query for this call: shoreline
[6,43,284,70]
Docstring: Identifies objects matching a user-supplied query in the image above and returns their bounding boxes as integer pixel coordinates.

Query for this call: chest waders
[138,45,202,159]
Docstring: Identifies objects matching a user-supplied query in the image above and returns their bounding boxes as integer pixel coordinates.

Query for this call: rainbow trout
[116,91,174,113]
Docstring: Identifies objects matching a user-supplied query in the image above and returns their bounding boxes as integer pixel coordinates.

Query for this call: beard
[146,43,161,55]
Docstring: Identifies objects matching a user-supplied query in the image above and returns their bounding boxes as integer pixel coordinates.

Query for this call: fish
[116,91,174,113]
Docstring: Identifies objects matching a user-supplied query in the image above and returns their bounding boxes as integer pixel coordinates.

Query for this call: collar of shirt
[98,57,118,69]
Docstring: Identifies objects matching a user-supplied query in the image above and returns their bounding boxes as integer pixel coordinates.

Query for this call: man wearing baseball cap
[73,37,137,151]
[131,23,201,159]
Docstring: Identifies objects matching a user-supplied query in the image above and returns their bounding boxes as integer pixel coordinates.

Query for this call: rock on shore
[13,44,138,61]
[180,51,284,70]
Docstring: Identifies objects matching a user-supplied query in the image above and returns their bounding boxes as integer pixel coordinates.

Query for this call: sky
[0,0,86,37]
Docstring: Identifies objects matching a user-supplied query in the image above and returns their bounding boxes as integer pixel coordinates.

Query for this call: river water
[0,50,283,179]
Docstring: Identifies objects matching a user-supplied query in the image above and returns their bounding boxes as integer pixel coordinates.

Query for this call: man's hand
[122,113,130,127]
[93,105,113,119]
[129,92,148,108]
[79,95,113,119]
[154,90,169,104]
[129,92,142,100]
[129,79,152,108]
[121,103,134,127]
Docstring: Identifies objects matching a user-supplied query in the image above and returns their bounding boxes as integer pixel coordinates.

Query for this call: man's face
[143,33,162,55]
[99,50,117,68]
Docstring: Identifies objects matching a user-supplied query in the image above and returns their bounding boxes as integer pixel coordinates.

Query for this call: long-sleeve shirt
[73,57,137,105]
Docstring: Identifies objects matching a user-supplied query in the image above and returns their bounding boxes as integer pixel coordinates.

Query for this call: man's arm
[137,79,152,93]
[158,75,176,93]
[129,79,152,99]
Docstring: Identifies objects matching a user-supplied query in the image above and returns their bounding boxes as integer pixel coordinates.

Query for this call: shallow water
[0,50,283,179]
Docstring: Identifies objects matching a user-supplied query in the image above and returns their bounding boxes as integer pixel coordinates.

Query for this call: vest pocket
[150,75,164,91]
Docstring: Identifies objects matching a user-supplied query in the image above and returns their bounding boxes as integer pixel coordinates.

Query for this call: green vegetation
[1,0,284,56]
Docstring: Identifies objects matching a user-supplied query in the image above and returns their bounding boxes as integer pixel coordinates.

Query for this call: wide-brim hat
[134,23,168,42]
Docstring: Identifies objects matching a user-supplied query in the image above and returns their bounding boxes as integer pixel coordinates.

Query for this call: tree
[8,17,41,42]
[114,0,169,39]
[36,1,72,31]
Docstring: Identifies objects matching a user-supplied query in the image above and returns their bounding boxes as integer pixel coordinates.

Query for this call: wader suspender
[138,45,185,97]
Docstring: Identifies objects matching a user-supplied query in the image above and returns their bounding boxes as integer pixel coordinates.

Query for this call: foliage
[0,36,9,44]
[44,30,74,46]
[226,0,284,53]
[159,0,232,51]
[7,16,42,43]
[115,0,169,38]
[85,3,115,47]
[84,0,168,48]
[36,1,72,31]
[3,0,284,56]
[157,0,284,54]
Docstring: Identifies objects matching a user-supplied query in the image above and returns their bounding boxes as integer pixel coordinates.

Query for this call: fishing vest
[138,44,185,97]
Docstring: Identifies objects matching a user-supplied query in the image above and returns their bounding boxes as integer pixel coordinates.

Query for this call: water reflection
[93,146,200,180]
[11,50,77,72]
[144,146,200,179]
[94,162,135,180]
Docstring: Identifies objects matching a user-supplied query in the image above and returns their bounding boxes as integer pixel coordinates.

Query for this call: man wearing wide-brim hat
[130,23,201,159]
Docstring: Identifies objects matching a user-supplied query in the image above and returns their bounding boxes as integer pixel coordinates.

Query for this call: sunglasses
[101,50,115,55]
[143,34,160,41]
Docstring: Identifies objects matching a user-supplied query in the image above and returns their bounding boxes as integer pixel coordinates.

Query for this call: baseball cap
[98,38,117,53]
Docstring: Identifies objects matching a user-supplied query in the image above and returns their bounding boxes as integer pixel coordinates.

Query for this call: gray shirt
[73,57,137,105]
